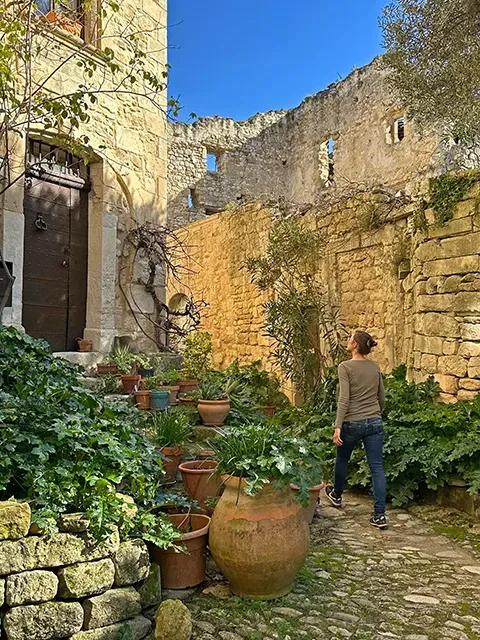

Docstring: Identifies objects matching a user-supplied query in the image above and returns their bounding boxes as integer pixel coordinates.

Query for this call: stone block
[441,231,480,257]
[460,322,480,341]
[468,357,480,379]
[443,340,458,355]
[114,540,150,587]
[136,563,161,608]
[441,275,462,293]
[416,294,454,312]
[439,393,458,404]
[438,355,468,378]
[0,529,119,576]
[458,341,480,358]
[58,558,115,599]
[0,578,4,606]
[83,587,142,630]
[6,570,59,606]
[457,389,478,402]
[428,217,472,238]
[0,502,31,540]
[460,378,480,391]
[3,601,84,640]
[415,313,460,338]
[413,334,443,355]
[434,374,459,395]
[415,240,442,264]
[423,256,480,278]
[58,513,90,533]
[154,600,193,640]
[420,354,437,374]
[70,616,151,640]
[453,292,480,314]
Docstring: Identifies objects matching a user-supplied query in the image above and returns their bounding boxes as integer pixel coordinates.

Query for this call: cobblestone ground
[181,494,480,640]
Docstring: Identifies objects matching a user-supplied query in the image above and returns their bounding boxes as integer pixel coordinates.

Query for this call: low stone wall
[0,503,160,640]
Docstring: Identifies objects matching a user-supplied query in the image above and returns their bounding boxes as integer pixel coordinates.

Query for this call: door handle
[61,260,69,268]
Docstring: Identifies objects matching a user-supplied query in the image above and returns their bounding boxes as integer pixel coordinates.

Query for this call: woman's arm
[335,364,350,430]
[378,371,385,412]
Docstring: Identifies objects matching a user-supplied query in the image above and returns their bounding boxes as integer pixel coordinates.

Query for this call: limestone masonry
[0,502,160,639]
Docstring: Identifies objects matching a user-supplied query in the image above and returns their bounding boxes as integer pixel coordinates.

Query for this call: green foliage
[108,345,137,375]
[181,332,213,380]
[286,365,480,506]
[427,171,480,225]
[144,367,180,390]
[211,422,323,505]
[197,378,228,401]
[0,327,177,547]
[223,359,288,408]
[98,374,121,395]
[146,409,193,448]
[381,0,480,144]
[246,218,347,400]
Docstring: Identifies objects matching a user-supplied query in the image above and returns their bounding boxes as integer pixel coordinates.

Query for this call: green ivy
[427,170,480,225]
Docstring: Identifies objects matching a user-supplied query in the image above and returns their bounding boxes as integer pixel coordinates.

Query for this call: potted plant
[148,512,211,589]
[134,387,151,410]
[77,338,93,352]
[108,345,140,393]
[45,8,83,37]
[158,367,181,405]
[208,422,322,600]
[148,410,193,482]
[178,332,213,395]
[290,481,325,523]
[224,359,288,415]
[145,373,172,410]
[97,362,119,376]
[178,458,222,510]
[196,379,230,427]
[136,354,155,379]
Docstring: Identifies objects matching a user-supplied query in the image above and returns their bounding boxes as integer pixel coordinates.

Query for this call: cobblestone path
[183,494,480,640]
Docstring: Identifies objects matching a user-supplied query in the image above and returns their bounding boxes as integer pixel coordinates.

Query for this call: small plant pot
[163,385,180,405]
[262,406,277,417]
[121,375,141,394]
[149,513,210,589]
[290,482,325,524]
[77,339,93,352]
[134,390,151,410]
[45,11,83,36]
[179,397,196,407]
[197,399,230,427]
[150,390,170,410]
[198,449,216,460]
[97,364,119,376]
[179,459,221,510]
[178,379,199,395]
[159,446,184,481]
[138,367,154,378]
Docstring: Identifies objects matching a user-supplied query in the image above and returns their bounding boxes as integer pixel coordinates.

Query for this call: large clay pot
[160,446,183,482]
[134,390,151,410]
[209,476,309,600]
[163,385,180,405]
[121,375,141,394]
[178,397,196,407]
[178,379,199,395]
[197,399,230,426]
[290,482,325,524]
[179,460,222,509]
[149,513,210,588]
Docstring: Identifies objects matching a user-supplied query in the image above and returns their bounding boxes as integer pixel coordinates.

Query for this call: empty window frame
[187,188,197,209]
[206,149,225,173]
[319,137,335,183]
[393,117,405,143]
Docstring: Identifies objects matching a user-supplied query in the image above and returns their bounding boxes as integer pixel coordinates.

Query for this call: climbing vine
[423,170,480,226]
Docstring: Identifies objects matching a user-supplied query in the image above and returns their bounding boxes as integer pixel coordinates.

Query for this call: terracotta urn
[209,475,309,599]
[290,482,325,524]
[197,399,230,427]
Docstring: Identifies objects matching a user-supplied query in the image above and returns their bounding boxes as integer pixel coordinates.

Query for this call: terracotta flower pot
[134,390,151,410]
[77,339,93,352]
[97,364,119,376]
[159,446,184,481]
[197,399,230,427]
[178,397,196,407]
[178,379,199,395]
[179,460,222,510]
[209,476,309,600]
[121,375,141,394]
[198,449,216,460]
[290,482,325,524]
[262,406,277,417]
[46,11,83,36]
[149,513,210,589]
[162,385,180,405]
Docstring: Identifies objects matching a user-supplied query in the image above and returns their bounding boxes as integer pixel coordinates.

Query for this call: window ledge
[39,19,105,64]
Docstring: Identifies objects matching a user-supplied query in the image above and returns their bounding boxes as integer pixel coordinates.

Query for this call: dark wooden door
[22,154,89,352]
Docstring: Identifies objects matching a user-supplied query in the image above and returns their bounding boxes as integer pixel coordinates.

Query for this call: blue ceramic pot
[150,390,170,410]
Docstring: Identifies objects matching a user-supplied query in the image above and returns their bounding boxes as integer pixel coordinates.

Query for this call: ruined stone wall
[0,502,160,640]
[169,188,480,400]
[168,58,446,230]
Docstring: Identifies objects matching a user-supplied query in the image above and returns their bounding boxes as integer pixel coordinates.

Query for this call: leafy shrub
[211,422,323,505]
[0,327,177,546]
[147,409,193,448]
[181,332,213,380]
[282,365,480,506]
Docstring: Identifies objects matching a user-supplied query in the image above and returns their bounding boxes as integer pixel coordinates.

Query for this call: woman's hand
[333,428,343,447]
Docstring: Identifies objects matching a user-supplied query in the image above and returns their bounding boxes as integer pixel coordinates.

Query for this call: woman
[325,331,387,529]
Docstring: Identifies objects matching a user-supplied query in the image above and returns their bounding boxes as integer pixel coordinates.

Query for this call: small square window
[207,153,218,172]
[394,117,405,143]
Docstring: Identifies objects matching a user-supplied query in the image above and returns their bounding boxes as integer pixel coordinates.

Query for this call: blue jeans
[334,417,386,515]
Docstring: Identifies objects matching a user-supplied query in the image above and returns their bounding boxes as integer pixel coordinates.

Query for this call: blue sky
[167,1,387,122]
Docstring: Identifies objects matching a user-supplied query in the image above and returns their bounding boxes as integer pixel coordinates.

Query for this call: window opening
[207,152,218,172]
[187,188,197,209]
[327,138,335,181]
[394,117,405,143]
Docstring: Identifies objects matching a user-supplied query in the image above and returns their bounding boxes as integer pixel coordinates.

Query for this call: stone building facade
[1,0,168,353]
[167,58,456,229]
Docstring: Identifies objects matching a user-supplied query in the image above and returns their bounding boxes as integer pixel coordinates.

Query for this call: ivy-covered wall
[169,180,480,401]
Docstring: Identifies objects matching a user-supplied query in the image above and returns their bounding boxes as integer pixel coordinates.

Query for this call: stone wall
[0,503,160,640]
[168,58,450,230]
[1,0,168,352]
[168,187,480,400]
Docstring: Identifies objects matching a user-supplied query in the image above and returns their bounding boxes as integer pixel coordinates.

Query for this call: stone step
[54,352,104,376]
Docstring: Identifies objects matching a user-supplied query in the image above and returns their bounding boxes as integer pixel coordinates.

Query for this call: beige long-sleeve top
[335,359,385,429]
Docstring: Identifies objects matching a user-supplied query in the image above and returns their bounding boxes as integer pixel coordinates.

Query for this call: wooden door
[22,144,89,352]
